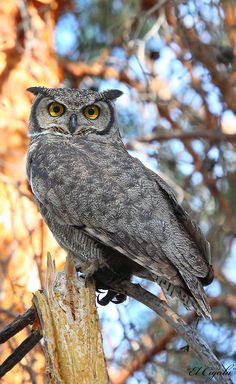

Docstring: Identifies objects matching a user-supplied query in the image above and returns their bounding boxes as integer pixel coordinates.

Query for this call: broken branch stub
[33,253,108,384]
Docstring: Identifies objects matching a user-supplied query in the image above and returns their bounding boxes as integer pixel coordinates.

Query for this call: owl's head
[27,87,123,138]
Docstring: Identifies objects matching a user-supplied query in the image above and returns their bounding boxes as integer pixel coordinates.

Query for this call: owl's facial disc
[29,92,117,137]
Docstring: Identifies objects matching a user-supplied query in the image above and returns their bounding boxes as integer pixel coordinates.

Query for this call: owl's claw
[111,293,126,304]
[97,290,116,306]
[96,288,105,294]
[96,289,127,306]
[95,269,129,305]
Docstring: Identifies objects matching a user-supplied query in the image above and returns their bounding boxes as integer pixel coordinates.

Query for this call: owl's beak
[69,114,78,134]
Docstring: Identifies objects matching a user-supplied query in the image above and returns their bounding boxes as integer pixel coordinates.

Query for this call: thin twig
[0,307,36,344]
[0,331,42,378]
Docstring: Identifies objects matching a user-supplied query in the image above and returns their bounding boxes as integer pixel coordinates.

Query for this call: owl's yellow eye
[48,102,65,117]
[83,105,100,120]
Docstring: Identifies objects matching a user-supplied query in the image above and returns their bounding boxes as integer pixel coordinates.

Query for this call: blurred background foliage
[0,0,236,383]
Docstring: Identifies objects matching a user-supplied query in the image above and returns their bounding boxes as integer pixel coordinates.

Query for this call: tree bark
[33,253,108,384]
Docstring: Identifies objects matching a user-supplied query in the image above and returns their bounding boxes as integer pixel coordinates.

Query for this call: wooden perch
[33,253,108,384]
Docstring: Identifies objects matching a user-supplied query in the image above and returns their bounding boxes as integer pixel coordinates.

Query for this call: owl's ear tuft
[27,86,46,96]
[102,89,123,101]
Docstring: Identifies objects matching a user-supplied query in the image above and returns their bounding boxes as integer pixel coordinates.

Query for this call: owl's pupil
[88,108,94,115]
[53,106,60,113]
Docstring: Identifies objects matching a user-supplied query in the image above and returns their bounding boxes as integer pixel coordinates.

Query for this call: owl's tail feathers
[180,270,212,319]
[155,275,212,319]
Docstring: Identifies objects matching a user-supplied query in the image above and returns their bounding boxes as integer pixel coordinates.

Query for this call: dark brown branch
[0,307,35,344]
[126,130,236,149]
[110,280,233,384]
[0,330,42,378]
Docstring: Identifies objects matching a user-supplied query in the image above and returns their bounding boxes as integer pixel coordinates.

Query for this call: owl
[26,86,214,318]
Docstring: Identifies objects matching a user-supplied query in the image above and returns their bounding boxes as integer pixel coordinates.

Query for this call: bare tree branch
[110,280,233,384]
[126,130,236,149]
[110,295,236,383]
[0,307,36,344]
[0,331,42,378]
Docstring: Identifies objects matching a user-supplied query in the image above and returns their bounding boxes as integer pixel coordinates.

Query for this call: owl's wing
[82,214,212,318]
[80,160,213,317]
[83,159,211,277]
[147,167,212,265]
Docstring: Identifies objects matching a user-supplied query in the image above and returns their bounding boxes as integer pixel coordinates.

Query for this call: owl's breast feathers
[27,134,214,318]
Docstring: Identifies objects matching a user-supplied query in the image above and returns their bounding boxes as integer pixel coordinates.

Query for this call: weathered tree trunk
[33,253,108,384]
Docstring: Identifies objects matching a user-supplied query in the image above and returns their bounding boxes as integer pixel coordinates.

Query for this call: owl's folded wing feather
[82,222,212,318]
[149,167,212,265]
[80,160,213,317]
[28,144,213,317]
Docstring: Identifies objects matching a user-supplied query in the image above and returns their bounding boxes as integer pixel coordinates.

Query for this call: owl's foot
[96,289,126,305]
[77,267,127,304]
[95,268,129,306]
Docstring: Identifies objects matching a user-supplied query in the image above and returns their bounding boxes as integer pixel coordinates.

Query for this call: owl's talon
[85,275,94,288]
[79,273,85,279]
[97,290,116,306]
[96,289,127,305]
[111,293,126,304]
[96,288,106,294]
[97,294,109,306]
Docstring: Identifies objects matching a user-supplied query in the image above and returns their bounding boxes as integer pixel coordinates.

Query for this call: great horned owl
[26,87,214,318]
